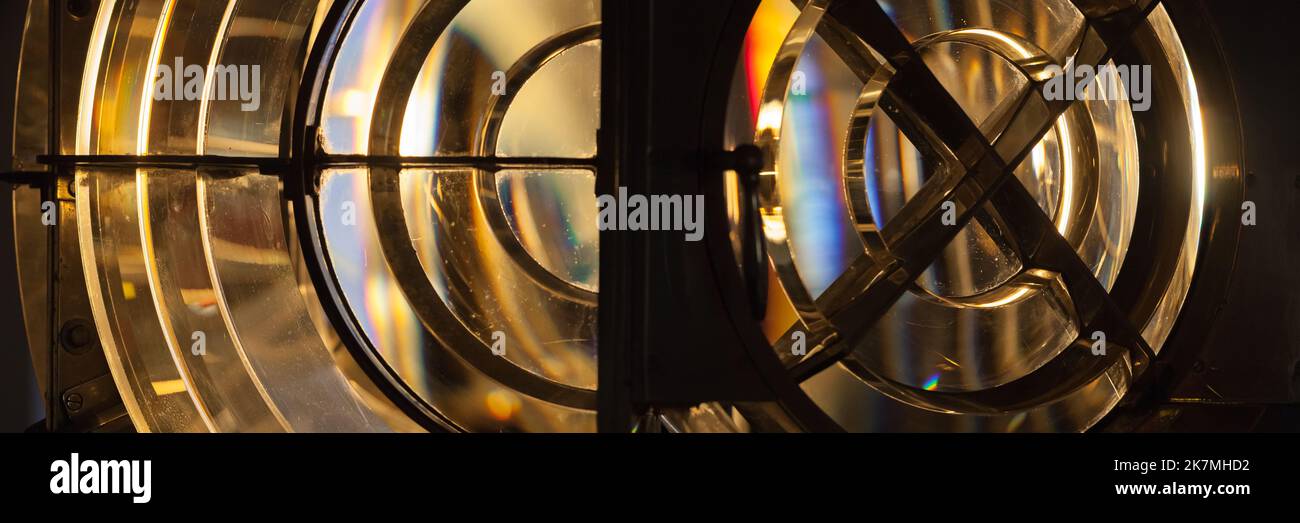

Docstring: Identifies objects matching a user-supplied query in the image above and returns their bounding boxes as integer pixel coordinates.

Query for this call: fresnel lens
[6,0,1241,432]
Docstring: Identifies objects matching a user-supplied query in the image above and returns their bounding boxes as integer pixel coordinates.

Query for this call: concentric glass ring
[46,0,603,432]
[309,0,602,431]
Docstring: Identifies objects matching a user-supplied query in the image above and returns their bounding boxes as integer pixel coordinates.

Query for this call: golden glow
[137,0,177,155]
[399,62,439,156]
[1030,140,1047,177]
[955,28,1035,60]
[151,379,187,396]
[1055,116,1075,236]
[338,88,373,118]
[76,0,117,154]
[755,100,785,135]
[485,389,521,421]
[972,286,1031,309]
[744,0,799,119]
[761,204,789,243]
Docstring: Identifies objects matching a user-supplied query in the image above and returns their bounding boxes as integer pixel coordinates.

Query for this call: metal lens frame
[712,0,1243,431]
[291,0,601,432]
[6,0,1243,433]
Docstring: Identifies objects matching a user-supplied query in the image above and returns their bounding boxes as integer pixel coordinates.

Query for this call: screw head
[63,393,84,412]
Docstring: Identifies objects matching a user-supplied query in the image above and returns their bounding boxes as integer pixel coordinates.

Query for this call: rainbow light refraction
[742,0,855,296]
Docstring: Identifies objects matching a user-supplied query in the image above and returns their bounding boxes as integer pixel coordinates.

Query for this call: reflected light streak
[958,28,1035,60]
[1186,67,1208,261]
[971,286,1031,309]
[197,0,239,155]
[77,0,118,154]
[1055,116,1075,236]
[137,0,176,155]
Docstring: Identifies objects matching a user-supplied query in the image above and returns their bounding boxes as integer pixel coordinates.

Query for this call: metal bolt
[59,319,97,355]
[64,393,84,412]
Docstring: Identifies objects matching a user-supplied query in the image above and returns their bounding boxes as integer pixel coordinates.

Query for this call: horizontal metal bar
[317,154,597,172]
[34,154,598,174]
[37,154,289,171]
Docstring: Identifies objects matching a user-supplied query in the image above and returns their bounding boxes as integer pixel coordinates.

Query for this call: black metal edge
[697,0,846,432]
[1094,0,1247,430]
[45,0,61,433]
[713,0,1176,427]
[595,0,633,432]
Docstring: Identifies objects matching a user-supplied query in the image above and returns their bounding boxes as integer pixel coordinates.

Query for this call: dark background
[0,1,1296,431]
[1178,0,1300,410]
[1,0,41,432]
